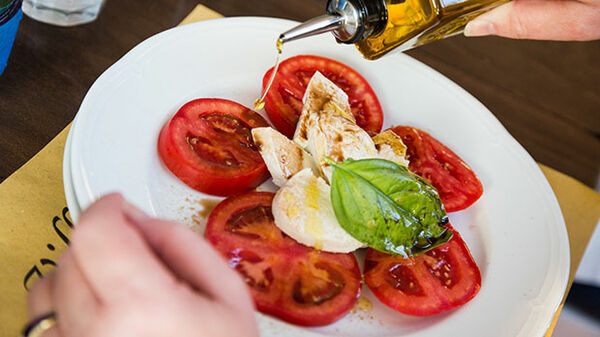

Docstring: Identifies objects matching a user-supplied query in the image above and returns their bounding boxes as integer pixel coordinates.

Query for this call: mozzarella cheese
[372,130,410,167]
[253,72,411,254]
[305,110,378,182]
[294,71,355,149]
[272,168,364,253]
[289,72,378,182]
[252,127,318,187]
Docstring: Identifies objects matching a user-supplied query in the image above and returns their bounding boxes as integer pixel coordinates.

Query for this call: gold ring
[20,312,56,337]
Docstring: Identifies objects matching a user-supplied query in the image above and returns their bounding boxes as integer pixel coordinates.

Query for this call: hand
[27,193,258,337]
[464,0,600,40]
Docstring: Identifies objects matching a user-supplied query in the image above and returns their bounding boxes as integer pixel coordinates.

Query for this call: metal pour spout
[278,0,364,46]
[279,14,345,45]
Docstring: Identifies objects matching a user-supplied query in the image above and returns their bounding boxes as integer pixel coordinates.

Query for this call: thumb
[464,0,600,41]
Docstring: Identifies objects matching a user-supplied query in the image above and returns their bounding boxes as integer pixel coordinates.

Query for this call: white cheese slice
[294,71,354,150]
[252,127,318,187]
[272,168,364,253]
[373,130,410,167]
[305,110,378,182]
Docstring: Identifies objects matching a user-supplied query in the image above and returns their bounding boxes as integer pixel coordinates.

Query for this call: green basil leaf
[328,158,451,257]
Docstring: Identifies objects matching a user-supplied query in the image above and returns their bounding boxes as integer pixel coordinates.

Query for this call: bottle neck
[278,0,388,46]
[327,0,388,44]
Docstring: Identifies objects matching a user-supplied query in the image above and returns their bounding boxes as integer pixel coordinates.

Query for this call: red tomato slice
[262,55,383,138]
[205,192,362,326]
[364,224,481,316]
[158,98,270,196]
[390,126,483,212]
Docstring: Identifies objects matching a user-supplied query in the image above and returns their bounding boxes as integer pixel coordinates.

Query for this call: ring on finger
[20,312,56,337]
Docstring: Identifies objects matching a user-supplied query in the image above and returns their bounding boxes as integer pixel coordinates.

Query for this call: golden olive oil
[254,38,284,110]
[356,0,509,60]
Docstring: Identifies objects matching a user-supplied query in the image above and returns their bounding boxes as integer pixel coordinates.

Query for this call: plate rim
[63,117,81,222]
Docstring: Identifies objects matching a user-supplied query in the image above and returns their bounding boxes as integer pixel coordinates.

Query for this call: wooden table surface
[0,0,598,188]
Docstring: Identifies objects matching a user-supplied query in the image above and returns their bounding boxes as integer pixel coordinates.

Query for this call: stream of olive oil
[254,39,284,110]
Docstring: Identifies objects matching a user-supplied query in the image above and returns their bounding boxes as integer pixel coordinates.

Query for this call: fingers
[122,203,254,310]
[70,193,176,303]
[52,251,99,336]
[464,0,600,41]
[27,273,55,319]
[27,274,60,337]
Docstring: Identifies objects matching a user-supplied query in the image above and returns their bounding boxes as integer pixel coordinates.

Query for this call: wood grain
[0,0,598,188]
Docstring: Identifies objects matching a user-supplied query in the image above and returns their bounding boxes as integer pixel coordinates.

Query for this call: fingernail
[464,20,496,37]
[122,200,150,224]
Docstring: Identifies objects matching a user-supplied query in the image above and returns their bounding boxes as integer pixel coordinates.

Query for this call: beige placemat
[1,4,598,337]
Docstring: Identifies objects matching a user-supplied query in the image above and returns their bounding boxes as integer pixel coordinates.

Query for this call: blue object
[0,0,23,76]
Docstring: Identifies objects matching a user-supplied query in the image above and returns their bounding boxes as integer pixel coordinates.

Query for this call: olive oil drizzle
[254,38,283,110]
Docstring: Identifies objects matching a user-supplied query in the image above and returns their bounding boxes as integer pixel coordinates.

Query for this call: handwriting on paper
[23,207,72,291]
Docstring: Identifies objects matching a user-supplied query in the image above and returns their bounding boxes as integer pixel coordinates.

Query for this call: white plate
[68,17,569,337]
[63,119,81,221]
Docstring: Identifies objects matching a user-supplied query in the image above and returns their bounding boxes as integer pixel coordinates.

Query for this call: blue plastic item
[0,0,23,76]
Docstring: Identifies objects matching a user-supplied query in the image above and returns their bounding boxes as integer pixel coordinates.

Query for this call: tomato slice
[365,225,481,316]
[205,192,362,326]
[262,55,383,138]
[364,224,481,316]
[158,98,270,196]
[390,126,483,212]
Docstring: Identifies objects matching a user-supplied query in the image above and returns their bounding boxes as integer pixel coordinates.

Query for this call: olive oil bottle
[279,0,510,60]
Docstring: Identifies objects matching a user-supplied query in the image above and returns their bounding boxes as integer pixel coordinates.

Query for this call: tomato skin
[364,224,481,316]
[262,55,383,138]
[158,98,270,196]
[390,126,483,212]
[205,192,362,326]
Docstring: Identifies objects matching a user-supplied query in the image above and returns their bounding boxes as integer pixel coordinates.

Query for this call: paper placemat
[1,4,599,337]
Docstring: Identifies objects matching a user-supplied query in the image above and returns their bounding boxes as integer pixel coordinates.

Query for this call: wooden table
[1,0,599,187]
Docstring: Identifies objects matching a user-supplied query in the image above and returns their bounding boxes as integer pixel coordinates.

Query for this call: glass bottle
[280,0,510,60]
